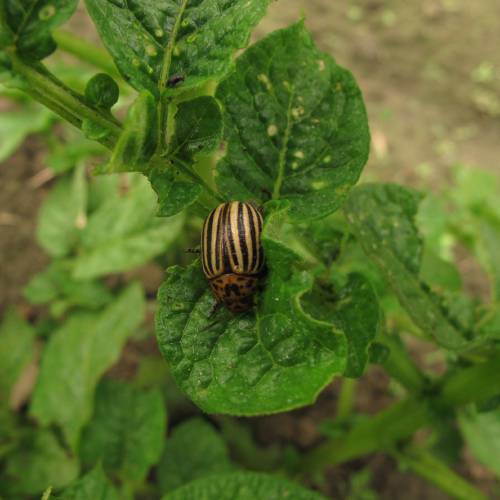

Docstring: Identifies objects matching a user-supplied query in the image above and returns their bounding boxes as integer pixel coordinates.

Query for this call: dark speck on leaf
[167,74,185,88]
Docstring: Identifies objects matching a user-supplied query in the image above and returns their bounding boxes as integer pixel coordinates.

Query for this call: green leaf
[459,407,500,478]
[80,379,166,482]
[72,174,184,279]
[419,246,463,293]
[169,96,223,160]
[1,0,78,59]
[0,103,54,161]
[149,167,203,217]
[0,309,35,405]
[163,471,326,500]
[331,275,381,377]
[148,96,223,216]
[58,464,118,500]
[37,166,87,257]
[84,0,271,96]
[46,136,106,174]
[85,73,119,109]
[301,274,381,378]
[156,202,347,415]
[157,417,232,493]
[1,429,78,495]
[344,184,470,350]
[24,260,112,310]
[102,91,158,174]
[476,305,500,341]
[30,283,145,449]
[215,22,370,221]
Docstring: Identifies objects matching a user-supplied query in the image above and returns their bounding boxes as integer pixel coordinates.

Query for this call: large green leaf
[1,429,78,496]
[157,417,232,493]
[0,0,78,59]
[344,184,470,350]
[84,0,271,96]
[72,174,184,279]
[156,202,348,415]
[80,380,166,482]
[163,472,326,500]
[0,309,35,406]
[58,464,118,500]
[215,22,370,221]
[37,166,87,257]
[0,104,54,161]
[459,407,500,478]
[30,283,145,449]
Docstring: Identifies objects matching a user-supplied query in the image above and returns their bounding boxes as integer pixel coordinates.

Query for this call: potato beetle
[201,201,265,313]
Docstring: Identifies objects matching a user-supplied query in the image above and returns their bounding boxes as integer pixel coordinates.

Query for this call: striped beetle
[201,201,265,313]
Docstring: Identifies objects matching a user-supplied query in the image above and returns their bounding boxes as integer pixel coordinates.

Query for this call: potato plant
[1,1,500,499]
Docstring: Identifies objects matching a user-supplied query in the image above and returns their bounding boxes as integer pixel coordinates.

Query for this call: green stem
[391,447,488,500]
[380,331,428,393]
[10,54,121,148]
[52,30,120,79]
[301,355,500,474]
[336,378,357,419]
[157,0,189,151]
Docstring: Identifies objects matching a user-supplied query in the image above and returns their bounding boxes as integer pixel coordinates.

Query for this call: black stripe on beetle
[201,201,265,313]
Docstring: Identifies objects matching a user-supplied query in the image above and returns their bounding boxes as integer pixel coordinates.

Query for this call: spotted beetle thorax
[201,201,264,312]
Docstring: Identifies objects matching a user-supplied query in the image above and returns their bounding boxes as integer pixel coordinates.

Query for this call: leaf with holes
[215,22,370,221]
[80,380,166,482]
[344,183,472,350]
[0,0,78,59]
[30,283,145,449]
[164,472,326,500]
[156,201,348,415]
[157,417,233,493]
[84,0,271,96]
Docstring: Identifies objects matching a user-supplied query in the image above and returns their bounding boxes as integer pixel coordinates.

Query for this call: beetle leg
[185,247,201,254]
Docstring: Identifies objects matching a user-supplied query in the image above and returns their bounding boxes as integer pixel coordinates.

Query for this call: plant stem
[157,0,189,151]
[10,54,121,148]
[391,447,488,500]
[301,355,500,474]
[301,399,429,472]
[52,30,120,79]
[380,331,428,393]
[336,378,357,419]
